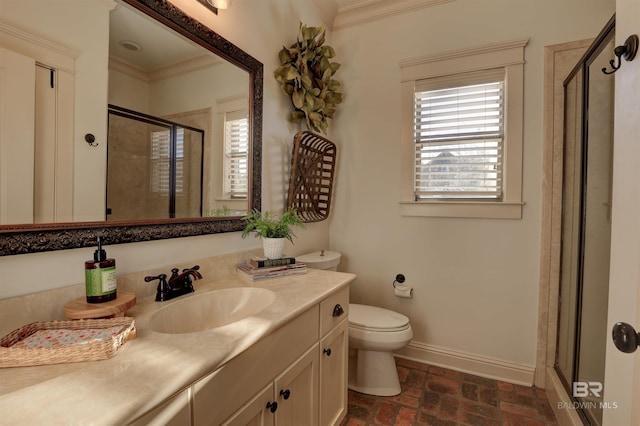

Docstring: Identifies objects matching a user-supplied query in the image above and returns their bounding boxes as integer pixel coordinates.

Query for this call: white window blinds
[414,68,504,200]
[151,128,184,195]
[224,110,249,198]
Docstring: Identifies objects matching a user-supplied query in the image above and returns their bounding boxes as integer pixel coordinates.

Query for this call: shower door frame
[554,15,615,426]
[106,104,205,221]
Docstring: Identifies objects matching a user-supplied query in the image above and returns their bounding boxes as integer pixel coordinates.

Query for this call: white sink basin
[147,287,276,334]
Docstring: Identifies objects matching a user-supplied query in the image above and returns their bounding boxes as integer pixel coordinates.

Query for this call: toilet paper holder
[392,274,405,288]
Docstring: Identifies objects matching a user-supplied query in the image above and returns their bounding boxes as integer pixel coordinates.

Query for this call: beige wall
[328,0,614,371]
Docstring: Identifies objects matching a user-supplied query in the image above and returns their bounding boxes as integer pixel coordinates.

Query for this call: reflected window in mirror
[223,110,249,200]
[212,96,250,217]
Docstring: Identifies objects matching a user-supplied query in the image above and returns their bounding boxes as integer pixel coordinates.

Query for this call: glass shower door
[556,17,615,426]
[106,106,204,221]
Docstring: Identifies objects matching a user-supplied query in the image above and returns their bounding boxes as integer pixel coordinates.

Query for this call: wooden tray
[64,291,136,319]
[0,317,135,368]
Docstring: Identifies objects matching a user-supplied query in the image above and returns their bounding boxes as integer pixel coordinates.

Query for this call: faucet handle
[144,273,167,283]
[145,273,170,302]
[182,265,200,272]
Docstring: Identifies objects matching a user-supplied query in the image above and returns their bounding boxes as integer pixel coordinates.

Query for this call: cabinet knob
[323,348,332,357]
[279,389,291,400]
[332,304,344,317]
[266,401,278,413]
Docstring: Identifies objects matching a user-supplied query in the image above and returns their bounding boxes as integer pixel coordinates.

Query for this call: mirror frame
[0,0,262,256]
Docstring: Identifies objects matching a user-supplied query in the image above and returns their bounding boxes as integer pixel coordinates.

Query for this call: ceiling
[109,3,211,73]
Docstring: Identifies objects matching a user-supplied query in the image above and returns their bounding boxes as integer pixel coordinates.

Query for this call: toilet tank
[297,250,341,271]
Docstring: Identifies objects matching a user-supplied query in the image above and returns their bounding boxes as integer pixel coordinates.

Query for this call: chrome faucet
[145,265,202,302]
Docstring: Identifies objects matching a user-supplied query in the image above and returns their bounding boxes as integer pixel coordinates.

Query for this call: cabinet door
[274,343,319,426]
[319,320,348,426]
[222,384,275,426]
[192,307,319,425]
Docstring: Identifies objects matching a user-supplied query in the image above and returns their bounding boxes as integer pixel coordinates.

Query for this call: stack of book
[236,256,307,282]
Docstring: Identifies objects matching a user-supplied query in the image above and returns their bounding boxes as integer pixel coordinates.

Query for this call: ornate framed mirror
[0,0,262,256]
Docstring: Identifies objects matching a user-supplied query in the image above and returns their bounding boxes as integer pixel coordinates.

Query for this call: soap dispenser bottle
[85,237,117,303]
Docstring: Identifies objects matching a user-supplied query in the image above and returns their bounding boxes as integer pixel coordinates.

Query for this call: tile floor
[340,358,558,426]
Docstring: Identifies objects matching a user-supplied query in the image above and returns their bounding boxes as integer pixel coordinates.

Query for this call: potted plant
[242,208,304,259]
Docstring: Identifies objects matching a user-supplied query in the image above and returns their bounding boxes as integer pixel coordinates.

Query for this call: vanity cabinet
[319,320,348,425]
[224,344,319,426]
[129,389,191,426]
[192,306,319,425]
[222,384,274,426]
[132,285,350,426]
[318,287,349,425]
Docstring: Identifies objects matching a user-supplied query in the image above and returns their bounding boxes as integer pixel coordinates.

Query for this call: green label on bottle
[101,267,117,292]
[86,266,117,297]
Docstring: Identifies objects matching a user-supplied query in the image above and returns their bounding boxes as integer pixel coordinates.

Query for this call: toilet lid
[296,250,341,270]
[349,304,409,332]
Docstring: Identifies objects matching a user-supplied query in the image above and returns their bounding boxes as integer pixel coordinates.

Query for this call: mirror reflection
[0,0,250,226]
[0,0,262,256]
[107,3,249,220]
[107,106,205,220]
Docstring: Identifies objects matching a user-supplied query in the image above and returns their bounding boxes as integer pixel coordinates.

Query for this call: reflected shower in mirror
[107,106,204,221]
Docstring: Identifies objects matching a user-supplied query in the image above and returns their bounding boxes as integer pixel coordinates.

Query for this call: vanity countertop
[0,269,356,425]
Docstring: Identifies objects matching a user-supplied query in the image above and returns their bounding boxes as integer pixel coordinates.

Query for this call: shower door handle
[612,322,640,353]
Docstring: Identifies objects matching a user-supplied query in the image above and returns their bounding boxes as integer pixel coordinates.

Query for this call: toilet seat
[349,304,410,332]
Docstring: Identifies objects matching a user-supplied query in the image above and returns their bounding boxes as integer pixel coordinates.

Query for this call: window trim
[400,38,528,219]
[223,111,249,199]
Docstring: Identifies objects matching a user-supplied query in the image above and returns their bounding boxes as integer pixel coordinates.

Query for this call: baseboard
[394,341,535,386]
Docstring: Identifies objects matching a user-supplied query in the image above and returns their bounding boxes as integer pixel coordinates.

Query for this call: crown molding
[311,0,340,30]
[0,22,80,72]
[334,0,455,30]
[109,54,221,83]
[109,55,149,81]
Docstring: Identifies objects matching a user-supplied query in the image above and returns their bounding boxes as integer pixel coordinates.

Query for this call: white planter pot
[263,238,285,259]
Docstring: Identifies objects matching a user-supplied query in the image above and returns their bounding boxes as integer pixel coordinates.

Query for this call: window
[223,110,249,199]
[400,38,528,219]
[415,70,504,200]
[151,128,184,196]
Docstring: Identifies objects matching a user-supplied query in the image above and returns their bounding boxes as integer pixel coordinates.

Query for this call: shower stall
[106,105,204,221]
[555,16,615,426]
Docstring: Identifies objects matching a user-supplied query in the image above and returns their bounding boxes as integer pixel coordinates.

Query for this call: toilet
[297,250,414,396]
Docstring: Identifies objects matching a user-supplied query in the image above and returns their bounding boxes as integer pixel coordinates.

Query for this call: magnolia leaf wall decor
[274,23,342,134]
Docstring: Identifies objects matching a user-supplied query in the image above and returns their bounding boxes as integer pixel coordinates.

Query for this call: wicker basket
[287,131,337,222]
[0,317,135,368]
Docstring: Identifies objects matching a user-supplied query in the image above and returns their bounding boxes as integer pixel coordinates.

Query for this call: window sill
[399,200,524,219]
